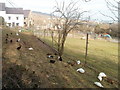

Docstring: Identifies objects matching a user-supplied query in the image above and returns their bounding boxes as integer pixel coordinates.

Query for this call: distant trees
[51,0,89,58]
[109,23,118,37]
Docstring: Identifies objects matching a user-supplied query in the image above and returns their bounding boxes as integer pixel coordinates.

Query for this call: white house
[0,3,24,27]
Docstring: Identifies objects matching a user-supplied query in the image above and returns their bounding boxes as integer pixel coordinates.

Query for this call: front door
[12,22,15,27]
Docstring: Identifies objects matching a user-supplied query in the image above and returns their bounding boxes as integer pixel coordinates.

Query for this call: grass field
[41,35,118,86]
[2,29,119,88]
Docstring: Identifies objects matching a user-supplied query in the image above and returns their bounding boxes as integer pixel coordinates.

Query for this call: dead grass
[2,29,118,88]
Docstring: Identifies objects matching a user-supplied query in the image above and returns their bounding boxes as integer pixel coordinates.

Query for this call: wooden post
[85,33,89,65]
[44,29,46,39]
[51,31,54,48]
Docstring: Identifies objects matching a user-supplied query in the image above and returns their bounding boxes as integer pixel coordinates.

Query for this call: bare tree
[51,0,88,59]
[100,0,119,21]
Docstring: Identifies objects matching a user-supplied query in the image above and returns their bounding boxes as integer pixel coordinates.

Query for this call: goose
[6,34,8,38]
[46,53,51,55]
[94,82,104,88]
[58,56,62,61]
[19,29,22,32]
[50,60,55,63]
[5,39,8,43]
[47,55,54,58]
[77,60,81,64]
[10,40,13,43]
[77,68,85,73]
[98,75,102,81]
[28,48,33,50]
[33,70,35,74]
[81,37,86,40]
[17,44,21,50]
[54,53,58,55]
[16,33,19,36]
[16,38,20,42]
[99,72,106,78]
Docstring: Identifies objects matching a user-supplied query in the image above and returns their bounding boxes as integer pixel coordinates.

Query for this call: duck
[94,82,104,88]
[77,68,85,73]
[17,44,21,50]
[16,33,19,36]
[28,48,33,50]
[58,56,62,61]
[50,60,55,63]
[16,38,20,42]
[77,60,81,64]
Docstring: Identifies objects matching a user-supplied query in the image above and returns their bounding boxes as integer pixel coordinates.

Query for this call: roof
[23,10,31,18]
[5,7,24,14]
[0,3,5,11]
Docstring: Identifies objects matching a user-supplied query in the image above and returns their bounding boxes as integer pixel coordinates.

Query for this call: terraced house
[0,3,33,27]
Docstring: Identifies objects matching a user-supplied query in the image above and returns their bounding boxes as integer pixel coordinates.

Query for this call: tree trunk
[58,30,61,54]
[51,31,54,48]
[59,31,67,57]
[44,29,46,38]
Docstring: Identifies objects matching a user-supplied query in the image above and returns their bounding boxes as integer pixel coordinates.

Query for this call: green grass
[41,36,118,83]
[2,29,118,88]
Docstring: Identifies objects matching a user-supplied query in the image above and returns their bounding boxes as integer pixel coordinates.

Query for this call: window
[16,17,19,20]
[8,23,11,27]
[8,16,11,20]
[16,23,19,26]
[24,22,26,24]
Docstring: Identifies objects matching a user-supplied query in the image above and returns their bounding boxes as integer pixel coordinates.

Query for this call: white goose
[77,68,85,73]
[77,60,81,65]
[28,48,33,50]
[94,82,104,88]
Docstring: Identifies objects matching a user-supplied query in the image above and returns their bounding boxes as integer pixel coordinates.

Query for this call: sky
[0,0,119,22]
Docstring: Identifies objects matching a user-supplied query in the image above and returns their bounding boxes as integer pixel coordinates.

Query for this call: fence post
[51,31,54,48]
[85,33,89,65]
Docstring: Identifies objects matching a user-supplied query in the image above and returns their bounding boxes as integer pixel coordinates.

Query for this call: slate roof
[0,3,5,11]
[5,7,24,14]
[0,3,31,16]
[23,10,31,18]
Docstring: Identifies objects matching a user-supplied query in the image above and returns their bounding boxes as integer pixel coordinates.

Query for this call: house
[0,3,33,28]
[0,3,24,27]
[23,10,34,27]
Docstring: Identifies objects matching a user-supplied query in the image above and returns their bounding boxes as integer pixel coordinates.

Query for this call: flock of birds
[5,29,21,49]
[47,53,63,63]
[4,29,113,88]
[47,53,108,88]
[75,60,107,88]
[5,29,34,51]
[5,29,62,64]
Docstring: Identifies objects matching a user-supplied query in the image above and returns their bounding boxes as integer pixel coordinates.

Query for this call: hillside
[2,29,118,88]
[32,11,51,16]
[31,11,51,27]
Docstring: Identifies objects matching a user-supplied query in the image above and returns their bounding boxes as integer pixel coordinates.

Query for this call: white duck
[28,48,33,50]
[17,38,20,42]
[77,60,81,65]
[16,33,19,36]
[77,68,85,73]
[98,75,102,81]
[94,82,104,88]
[19,29,22,32]
[98,72,106,81]
[99,72,106,78]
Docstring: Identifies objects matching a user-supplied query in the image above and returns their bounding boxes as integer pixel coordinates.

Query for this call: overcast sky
[0,0,119,22]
